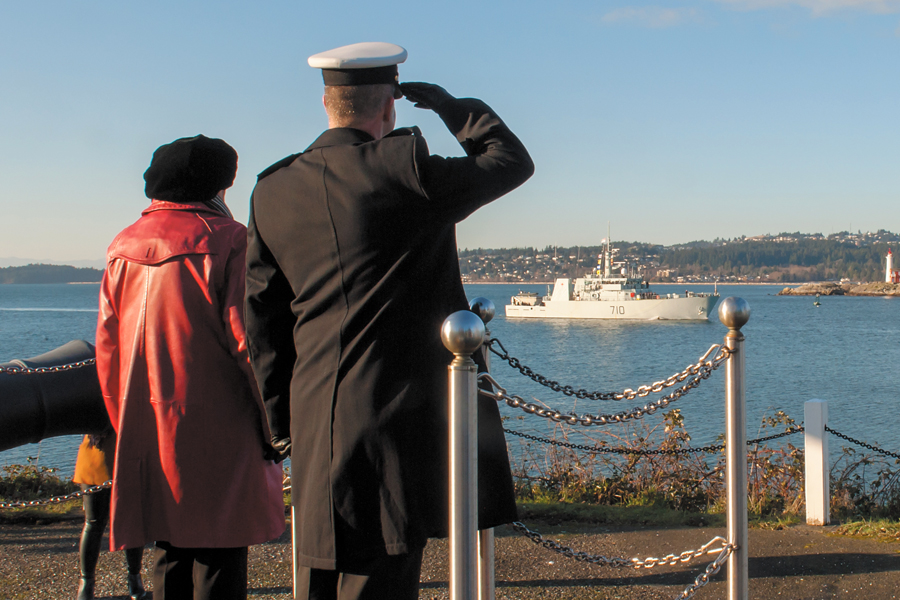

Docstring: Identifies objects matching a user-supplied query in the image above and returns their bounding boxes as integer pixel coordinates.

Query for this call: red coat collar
[142,200,222,217]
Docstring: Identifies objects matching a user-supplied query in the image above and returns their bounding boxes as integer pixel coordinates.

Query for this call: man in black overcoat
[244,42,534,599]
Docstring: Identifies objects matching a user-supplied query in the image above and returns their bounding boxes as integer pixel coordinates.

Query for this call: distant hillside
[0,264,104,284]
[0,257,106,269]
[459,230,900,283]
[657,238,888,282]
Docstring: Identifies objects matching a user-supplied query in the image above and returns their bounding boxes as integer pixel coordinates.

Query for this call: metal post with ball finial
[719,297,751,600]
[469,297,496,600]
[442,309,485,600]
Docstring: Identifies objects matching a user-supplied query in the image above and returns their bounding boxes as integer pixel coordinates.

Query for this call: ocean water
[2,281,899,476]
[474,282,900,461]
[0,284,101,475]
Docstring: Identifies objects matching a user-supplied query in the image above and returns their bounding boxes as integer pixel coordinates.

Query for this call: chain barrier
[504,425,805,455]
[0,359,97,375]
[487,338,730,402]
[748,427,806,445]
[511,521,733,600]
[825,426,900,461]
[1,479,293,510]
[480,365,720,426]
[0,481,111,509]
[677,542,734,600]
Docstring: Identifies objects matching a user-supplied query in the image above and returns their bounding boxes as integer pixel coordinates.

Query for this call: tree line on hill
[656,238,894,282]
[459,232,897,283]
[0,264,104,284]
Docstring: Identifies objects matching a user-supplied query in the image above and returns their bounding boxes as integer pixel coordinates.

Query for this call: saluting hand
[399,82,454,111]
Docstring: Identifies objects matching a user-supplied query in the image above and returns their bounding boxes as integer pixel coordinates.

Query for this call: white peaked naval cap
[309,42,407,97]
[308,42,408,70]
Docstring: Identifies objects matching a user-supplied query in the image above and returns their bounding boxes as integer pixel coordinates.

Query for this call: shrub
[0,459,77,501]
[510,409,812,519]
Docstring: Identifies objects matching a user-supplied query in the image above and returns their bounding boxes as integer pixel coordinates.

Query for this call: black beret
[143,135,238,203]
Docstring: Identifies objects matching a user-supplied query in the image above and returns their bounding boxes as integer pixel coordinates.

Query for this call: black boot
[127,571,148,600]
[76,576,95,600]
[124,545,148,600]
[78,516,102,600]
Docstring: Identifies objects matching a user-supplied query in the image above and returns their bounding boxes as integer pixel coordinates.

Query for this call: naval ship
[505,242,719,321]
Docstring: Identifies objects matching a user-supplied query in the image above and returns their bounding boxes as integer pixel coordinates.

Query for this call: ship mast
[604,222,612,278]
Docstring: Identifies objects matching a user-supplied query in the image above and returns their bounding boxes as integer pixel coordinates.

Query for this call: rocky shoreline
[777,282,900,296]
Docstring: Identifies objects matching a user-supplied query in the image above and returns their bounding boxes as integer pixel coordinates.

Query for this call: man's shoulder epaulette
[257,153,302,181]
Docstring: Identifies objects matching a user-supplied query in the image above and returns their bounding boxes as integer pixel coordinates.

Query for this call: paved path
[1,519,898,599]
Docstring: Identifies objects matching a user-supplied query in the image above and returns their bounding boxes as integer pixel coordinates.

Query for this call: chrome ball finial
[441,310,486,355]
[468,297,495,325]
[718,297,751,330]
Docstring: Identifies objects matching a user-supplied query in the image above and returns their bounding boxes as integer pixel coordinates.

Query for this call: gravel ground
[1,518,899,599]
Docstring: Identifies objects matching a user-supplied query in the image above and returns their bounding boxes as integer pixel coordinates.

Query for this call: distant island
[0,264,104,284]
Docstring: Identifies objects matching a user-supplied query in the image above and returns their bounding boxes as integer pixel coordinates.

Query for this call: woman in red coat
[96,135,285,600]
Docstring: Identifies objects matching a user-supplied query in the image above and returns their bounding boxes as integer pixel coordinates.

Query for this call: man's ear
[382,96,395,120]
[322,94,328,110]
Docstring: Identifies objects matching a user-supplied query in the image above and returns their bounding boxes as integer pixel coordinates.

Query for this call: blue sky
[1,0,897,264]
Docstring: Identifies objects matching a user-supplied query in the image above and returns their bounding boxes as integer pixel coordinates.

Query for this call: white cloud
[712,0,900,15]
[601,6,703,28]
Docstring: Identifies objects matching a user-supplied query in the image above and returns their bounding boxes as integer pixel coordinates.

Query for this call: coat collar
[303,127,420,152]
[257,127,421,182]
[305,128,375,152]
[142,200,222,217]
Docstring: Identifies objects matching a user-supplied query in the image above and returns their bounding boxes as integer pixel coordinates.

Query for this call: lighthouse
[887,249,899,283]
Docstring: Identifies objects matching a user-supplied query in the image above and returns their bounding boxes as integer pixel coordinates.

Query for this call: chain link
[0,481,111,509]
[504,425,804,455]
[480,362,718,426]
[0,358,97,375]
[511,521,630,567]
[504,428,722,455]
[748,427,805,446]
[510,521,733,600]
[1,478,294,509]
[825,426,900,460]
[677,541,734,600]
[488,339,730,402]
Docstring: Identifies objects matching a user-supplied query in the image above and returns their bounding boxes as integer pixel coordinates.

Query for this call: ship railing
[440,296,750,600]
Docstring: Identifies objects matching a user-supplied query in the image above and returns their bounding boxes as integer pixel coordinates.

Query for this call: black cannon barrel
[0,340,110,452]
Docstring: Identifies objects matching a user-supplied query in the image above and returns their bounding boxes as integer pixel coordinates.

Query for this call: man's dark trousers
[152,542,248,600]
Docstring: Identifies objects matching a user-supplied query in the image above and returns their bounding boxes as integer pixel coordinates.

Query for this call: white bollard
[804,399,830,525]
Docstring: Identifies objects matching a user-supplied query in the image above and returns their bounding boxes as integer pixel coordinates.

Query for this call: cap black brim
[322,65,398,86]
